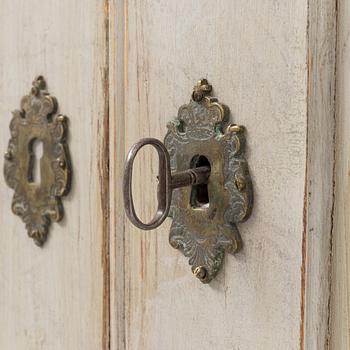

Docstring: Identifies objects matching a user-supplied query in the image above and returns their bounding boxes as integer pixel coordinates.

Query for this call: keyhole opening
[28,139,44,184]
[190,155,211,209]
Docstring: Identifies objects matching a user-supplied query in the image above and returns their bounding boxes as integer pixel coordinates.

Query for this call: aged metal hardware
[123,79,253,283]
[4,76,72,246]
[124,138,211,230]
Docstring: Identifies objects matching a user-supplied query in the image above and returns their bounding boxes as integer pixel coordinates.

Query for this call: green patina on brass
[164,79,253,283]
[123,79,253,283]
[4,76,72,246]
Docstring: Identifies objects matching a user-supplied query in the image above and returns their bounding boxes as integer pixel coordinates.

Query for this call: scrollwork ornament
[3,76,72,246]
[164,79,253,283]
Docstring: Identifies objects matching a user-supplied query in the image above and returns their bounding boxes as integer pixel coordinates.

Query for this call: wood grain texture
[110,1,318,349]
[0,1,109,349]
[330,0,350,348]
[109,0,127,349]
[304,1,337,349]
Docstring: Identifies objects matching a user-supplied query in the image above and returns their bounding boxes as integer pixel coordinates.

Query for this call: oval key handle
[123,138,171,230]
[123,137,211,230]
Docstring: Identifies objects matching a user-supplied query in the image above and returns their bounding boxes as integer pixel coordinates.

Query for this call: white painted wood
[109,1,337,349]
[0,1,109,349]
[304,1,337,349]
[0,1,338,349]
[330,1,350,349]
[109,0,127,349]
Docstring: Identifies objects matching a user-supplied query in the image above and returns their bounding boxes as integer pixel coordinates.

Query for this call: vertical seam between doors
[102,0,111,349]
[326,0,339,348]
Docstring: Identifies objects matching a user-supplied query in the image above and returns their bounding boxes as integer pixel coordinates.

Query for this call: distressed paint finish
[0,1,109,349]
[0,0,339,349]
[111,0,310,349]
[304,1,337,349]
[108,0,127,349]
[330,0,350,348]
[109,0,338,349]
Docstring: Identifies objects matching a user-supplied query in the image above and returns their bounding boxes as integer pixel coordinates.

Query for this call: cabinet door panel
[109,1,336,349]
[0,2,109,349]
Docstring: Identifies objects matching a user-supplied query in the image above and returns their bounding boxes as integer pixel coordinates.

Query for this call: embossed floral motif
[164,80,253,283]
[4,76,71,246]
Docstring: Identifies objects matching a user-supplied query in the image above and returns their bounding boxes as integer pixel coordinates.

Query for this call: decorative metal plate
[4,76,72,246]
[164,79,253,283]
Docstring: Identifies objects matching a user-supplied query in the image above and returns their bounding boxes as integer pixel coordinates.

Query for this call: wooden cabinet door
[0,1,345,350]
[109,1,337,350]
[0,1,109,349]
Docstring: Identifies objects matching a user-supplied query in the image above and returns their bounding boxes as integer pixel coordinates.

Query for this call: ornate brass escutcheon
[123,79,253,283]
[4,76,72,246]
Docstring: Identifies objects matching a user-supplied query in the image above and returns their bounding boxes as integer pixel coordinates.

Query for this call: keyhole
[28,139,44,184]
[190,155,211,209]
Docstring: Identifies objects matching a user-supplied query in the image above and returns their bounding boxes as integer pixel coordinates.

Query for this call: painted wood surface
[304,1,337,349]
[108,0,126,349]
[330,0,350,348]
[0,1,339,349]
[0,1,109,349]
[109,1,336,349]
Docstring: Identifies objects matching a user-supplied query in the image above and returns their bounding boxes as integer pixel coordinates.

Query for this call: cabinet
[0,1,347,349]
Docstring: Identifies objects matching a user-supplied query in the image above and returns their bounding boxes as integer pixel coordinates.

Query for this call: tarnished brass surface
[4,76,72,246]
[124,79,253,283]
[165,79,253,283]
